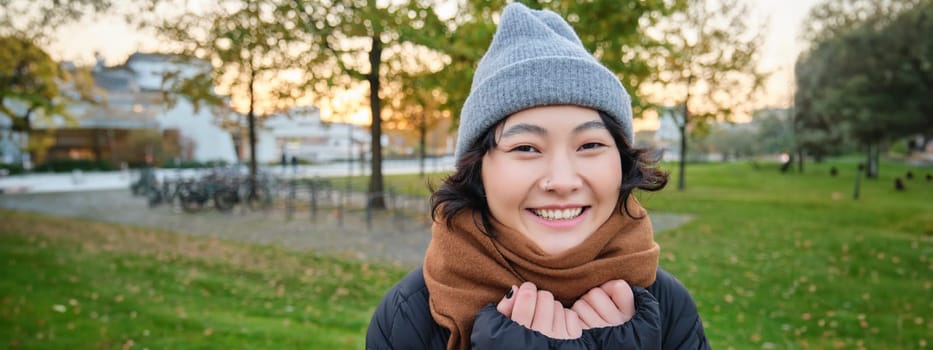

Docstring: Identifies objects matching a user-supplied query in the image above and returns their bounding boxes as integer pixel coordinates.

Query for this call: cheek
[589,157,623,199]
[481,157,528,208]
[584,152,620,173]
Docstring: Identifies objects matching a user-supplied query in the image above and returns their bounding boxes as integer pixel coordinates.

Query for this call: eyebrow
[573,120,607,133]
[500,123,547,138]
[499,120,607,139]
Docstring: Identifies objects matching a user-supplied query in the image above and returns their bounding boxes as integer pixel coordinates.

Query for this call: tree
[147,0,447,206]
[148,0,310,198]
[647,0,767,190]
[0,36,64,165]
[795,0,933,178]
[689,121,758,161]
[0,35,100,160]
[0,0,114,39]
[800,0,925,45]
[384,71,448,177]
[1,0,118,115]
[398,1,494,140]
[753,109,795,157]
[793,41,853,169]
[0,1,114,163]
[288,0,442,209]
[0,36,63,133]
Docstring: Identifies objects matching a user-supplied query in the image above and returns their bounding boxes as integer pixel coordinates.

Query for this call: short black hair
[431,111,668,236]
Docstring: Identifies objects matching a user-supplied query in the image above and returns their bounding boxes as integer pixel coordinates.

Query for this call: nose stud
[544,179,552,191]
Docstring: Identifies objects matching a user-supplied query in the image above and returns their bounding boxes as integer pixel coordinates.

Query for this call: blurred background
[1,0,931,349]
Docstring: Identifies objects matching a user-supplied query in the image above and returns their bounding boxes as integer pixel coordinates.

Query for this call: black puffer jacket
[366,266,709,349]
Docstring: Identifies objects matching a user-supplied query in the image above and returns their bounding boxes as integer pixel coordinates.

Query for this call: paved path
[0,189,691,267]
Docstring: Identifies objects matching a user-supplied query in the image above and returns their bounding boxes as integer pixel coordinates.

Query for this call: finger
[551,301,567,339]
[496,285,517,317]
[602,280,635,322]
[564,309,583,338]
[510,282,538,328]
[571,298,609,328]
[530,290,555,333]
[582,287,625,325]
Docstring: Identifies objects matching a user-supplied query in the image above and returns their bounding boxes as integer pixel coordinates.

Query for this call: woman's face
[481,105,623,255]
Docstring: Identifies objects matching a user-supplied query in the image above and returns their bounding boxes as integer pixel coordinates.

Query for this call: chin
[540,239,584,256]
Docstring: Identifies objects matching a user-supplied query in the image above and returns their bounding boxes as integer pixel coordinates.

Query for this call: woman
[367,3,708,349]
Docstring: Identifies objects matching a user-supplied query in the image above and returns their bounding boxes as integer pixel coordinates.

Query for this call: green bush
[33,159,115,172]
[160,159,231,169]
[0,163,26,175]
[889,139,909,156]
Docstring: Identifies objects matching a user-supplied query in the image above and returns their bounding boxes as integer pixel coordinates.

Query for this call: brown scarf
[423,198,659,350]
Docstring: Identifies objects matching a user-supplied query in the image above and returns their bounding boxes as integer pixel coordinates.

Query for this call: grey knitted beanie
[455,2,634,161]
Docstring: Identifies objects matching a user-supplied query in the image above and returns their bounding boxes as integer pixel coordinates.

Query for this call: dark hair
[431,111,669,236]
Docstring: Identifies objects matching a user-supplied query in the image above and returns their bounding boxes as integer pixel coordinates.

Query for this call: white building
[3,52,238,167]
[0,116,26,165]
[122,53,238,163]
[4,52,383,168]
[255,106,370,164]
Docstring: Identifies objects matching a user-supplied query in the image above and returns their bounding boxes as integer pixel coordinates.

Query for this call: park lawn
[0,210,408,349]
[639,160,932,349]
[326,172,446,197]
[1,158,930,349]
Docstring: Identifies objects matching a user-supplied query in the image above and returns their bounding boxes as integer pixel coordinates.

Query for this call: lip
[525,206,589,229]
[528,204,587,210]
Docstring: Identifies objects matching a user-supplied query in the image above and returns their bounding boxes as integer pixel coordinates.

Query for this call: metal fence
[130,166,433,232]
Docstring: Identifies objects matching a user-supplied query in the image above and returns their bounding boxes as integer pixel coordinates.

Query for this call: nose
[539,153,582,194]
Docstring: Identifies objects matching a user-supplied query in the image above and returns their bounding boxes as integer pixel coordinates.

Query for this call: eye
[509,145,539,153]
[579,142,606,151]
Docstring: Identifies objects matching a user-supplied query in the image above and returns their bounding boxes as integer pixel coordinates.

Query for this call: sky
[754,0,823,107]
[45,0,822,130]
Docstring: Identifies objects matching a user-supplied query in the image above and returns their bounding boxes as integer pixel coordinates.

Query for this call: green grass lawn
[2,158,931,349]
[324,172,446,197]
[642,160,932,349]
[0,211,407,349]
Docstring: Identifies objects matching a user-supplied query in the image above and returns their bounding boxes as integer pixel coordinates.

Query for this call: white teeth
[532,208,584,220]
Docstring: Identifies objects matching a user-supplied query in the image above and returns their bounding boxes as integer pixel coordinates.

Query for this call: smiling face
[481,105,623,255]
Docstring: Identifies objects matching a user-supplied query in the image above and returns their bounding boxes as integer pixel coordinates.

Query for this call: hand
[496,282,584,339]
[571,279,636,328]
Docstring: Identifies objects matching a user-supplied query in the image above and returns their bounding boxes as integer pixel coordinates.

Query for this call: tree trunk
[677,77,693,191]
[368,35,385,209]
[797,148,804,173]
[232,131,242,162]
[247,69,259,200]
[677,103,689,191]
[865,142,879,179]
[10,106,35,133]
[418,113,426,178]
[677,124,687,190]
